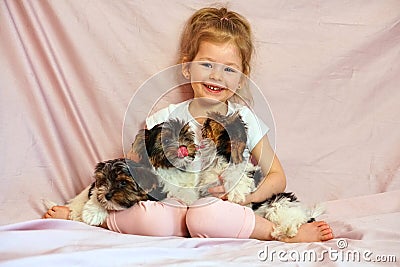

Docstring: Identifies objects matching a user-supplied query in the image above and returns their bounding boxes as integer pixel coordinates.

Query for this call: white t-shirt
[146,100,269,157]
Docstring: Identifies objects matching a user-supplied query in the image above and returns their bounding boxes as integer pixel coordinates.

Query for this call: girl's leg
[107,199,189,237]
[186,197,255,238]
[186,197,334,242]
[43,199,189,237]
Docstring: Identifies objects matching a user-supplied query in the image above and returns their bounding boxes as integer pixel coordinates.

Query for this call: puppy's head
[93,158,159,211]
[202,111,247,164]
[132,119,197,169]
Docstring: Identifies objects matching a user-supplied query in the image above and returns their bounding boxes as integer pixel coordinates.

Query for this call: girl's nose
[209,65,223,81]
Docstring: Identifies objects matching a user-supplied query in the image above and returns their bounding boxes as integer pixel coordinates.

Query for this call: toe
[322,232,334,241]
[321,228,332,236]
[318,223,330,231]
[321,229,334,240]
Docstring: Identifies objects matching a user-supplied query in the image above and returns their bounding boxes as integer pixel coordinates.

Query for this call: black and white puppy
[252,193,324,239]
[44,158,161,226]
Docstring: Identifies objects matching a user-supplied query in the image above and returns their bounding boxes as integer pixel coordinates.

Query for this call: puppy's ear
[131,129,149,163]
[225,112,247,164]
[94,161,106,173]
[129,166,159,193]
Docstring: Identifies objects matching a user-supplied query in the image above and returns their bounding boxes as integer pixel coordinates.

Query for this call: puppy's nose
[177,146,189,158]
[105,192,113,200]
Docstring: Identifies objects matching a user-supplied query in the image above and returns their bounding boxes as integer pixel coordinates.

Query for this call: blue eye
[224,67,236,73]
[200,62,213,68]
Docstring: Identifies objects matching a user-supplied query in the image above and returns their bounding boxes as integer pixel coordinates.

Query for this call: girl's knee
[186,198,255,239]
[108,200,189,237]
[186,198,223,238]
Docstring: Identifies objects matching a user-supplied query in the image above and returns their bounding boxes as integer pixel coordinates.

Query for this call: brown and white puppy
[198,111,263,204]
[44,158,160,226]
[132,119,200,205]
[202,112,325,240]
[201,111,248,164]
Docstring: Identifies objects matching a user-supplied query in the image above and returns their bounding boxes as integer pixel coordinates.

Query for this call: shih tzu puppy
[252,193,325,239]
[43,158,160,226]
[198,111,264,203]
[201,111,248,164]
[132,119,200,205]
[202,112,324,239]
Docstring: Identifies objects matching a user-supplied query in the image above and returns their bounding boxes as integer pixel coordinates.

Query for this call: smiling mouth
[204,83,225,92]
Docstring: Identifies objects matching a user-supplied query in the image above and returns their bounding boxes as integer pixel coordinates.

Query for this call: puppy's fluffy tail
[42,199,58,210]
[307,203,326,222]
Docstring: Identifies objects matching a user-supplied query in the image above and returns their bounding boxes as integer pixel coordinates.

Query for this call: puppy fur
[44,158,160,226]
[252,193,325,239]
[133,119,197,169]
[132,113,263,205]
[202,111,248,164]
[132,119,200,205]
[202,112,324,239]
[199,111,263,204]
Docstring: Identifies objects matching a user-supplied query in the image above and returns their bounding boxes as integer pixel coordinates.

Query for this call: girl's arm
[242,135,286,205]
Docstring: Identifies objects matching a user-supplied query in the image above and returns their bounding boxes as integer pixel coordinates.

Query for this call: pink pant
[106,197,255,239]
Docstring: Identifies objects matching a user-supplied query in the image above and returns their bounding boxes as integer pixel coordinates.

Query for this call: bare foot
[43,206,70,220]
[281,221,334,243]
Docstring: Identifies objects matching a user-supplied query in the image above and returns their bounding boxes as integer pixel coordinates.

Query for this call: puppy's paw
[271,225,288,240]
[285,224,300,238]
[82,204,108,226]
[226,188,246,204]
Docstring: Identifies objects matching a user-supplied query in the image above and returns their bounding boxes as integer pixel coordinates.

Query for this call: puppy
[133,119,197,169]
[132,119,200,205]
[252,193,325,239]
[199,111,263,204]
[44,158,160,226]
[201,111,248,164]
[203,111,324,239]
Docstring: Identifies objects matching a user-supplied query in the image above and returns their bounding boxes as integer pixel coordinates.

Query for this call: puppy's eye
[118,180,127,188]
[162,138,170,145]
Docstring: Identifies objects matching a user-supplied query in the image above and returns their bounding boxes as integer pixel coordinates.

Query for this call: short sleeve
[238,106,270,152]
[146,107,174,129]
[145,101,189,129]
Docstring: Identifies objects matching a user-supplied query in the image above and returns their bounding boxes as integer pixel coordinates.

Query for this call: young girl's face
[187,41,243,104]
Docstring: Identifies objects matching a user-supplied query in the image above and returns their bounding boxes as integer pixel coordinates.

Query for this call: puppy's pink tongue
[177,146,189,158]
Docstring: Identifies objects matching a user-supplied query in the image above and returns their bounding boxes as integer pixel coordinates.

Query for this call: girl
[44,7,333,243]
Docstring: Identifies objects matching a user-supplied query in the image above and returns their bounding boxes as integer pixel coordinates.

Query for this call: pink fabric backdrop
[1,1,400,266]
[1,0,399,226]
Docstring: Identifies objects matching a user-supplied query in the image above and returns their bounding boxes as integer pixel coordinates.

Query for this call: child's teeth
[207,85,220,90]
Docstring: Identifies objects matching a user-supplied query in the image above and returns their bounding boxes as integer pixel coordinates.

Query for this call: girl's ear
[181,57,191,79]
